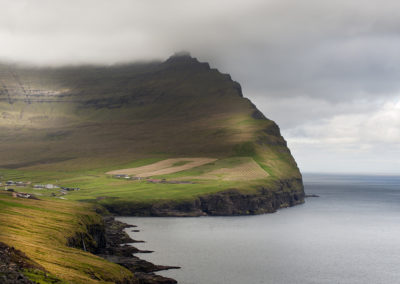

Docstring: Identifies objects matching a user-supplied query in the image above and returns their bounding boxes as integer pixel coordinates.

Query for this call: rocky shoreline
[0,217,178,284]
[67,216,179,284]
[99,216,179,284]
[1,178,304,283]
[65,178,304,283]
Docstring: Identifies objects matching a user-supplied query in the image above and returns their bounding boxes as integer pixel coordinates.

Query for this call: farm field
[106,157,217,177]
[0,156,279,207]
[194,158,269,181]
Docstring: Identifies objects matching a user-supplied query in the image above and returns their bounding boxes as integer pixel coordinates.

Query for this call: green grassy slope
[0,191,134,283]
[0,54,302,206]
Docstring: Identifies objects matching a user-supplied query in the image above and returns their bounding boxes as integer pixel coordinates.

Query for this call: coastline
[116,175,400,284]
[0,177,304,283]
[68,215,179,284]
[101,178,305,217]
[93,181,304,283]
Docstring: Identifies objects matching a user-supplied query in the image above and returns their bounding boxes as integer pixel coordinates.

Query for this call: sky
[1,0,399,174]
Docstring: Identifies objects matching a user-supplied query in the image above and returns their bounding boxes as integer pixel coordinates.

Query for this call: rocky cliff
[102,178,304,217]
[67,216,178,284]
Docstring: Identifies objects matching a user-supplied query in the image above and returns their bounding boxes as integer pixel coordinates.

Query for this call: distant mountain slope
[0,53,304,215]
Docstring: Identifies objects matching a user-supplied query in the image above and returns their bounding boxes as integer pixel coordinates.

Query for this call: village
[0,173,195,201]
[1,179,80,200]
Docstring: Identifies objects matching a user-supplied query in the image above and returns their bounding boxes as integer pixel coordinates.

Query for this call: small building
[33,184,45,189]
[45,184,59,189]
[17,192,31,198]
[114,174,130,179]
[61,187,80,191]
[131,177,143,180]
[14,192,39,200]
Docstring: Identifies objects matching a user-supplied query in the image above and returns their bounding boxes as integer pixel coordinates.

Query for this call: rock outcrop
[67,216,178,284]
[0,242,60,284]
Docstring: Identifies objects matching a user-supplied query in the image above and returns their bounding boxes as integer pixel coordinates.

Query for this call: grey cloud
[2,0,400,103]
[1,0,399,173]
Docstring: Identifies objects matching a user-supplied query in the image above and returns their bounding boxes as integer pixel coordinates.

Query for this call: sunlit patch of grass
[22,269,66,284]
[0,154,288,207]
[0,192,133,283]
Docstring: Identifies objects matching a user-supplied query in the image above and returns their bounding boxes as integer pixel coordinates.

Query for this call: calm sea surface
[118,174,400,284]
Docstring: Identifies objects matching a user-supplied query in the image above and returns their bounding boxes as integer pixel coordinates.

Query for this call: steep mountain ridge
[0,53,304,215]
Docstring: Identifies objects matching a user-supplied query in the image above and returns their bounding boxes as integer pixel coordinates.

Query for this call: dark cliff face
[66,223,107,254]
[102,178,304,217]
[199,179,304,216]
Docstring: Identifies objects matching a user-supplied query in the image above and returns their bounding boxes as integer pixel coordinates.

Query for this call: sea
[118,173,400,284]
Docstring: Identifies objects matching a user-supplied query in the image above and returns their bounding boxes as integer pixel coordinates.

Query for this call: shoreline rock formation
[67,215,178,284]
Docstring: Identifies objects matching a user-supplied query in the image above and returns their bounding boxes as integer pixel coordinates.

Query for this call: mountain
[0,53,304,215]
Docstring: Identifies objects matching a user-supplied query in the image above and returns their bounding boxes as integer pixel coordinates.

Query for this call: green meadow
[0,152,297,208]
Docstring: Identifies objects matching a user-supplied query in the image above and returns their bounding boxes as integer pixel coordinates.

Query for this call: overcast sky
[1,0,399,174]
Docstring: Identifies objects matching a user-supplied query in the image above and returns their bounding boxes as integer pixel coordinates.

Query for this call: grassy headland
[0,54,304,282]
[0,191,133,283]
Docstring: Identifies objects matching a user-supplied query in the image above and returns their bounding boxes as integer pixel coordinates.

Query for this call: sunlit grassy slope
[0,191,133,283]
[0,157,281,203]
[0,54,302,205]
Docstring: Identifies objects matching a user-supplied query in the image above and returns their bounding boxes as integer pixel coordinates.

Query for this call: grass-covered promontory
[0,53,303,214]
[0,53,304,282]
